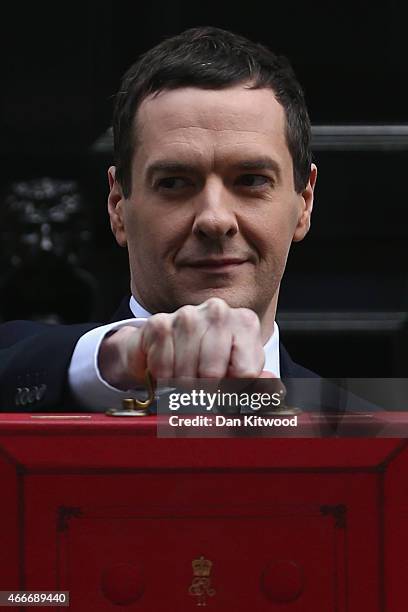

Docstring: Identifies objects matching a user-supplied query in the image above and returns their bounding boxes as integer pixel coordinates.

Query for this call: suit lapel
[279,343,318,379]
[109,295,133,322]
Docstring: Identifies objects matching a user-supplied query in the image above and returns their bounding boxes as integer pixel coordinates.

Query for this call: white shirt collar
[129,294,280,377]
[129,294,153,319]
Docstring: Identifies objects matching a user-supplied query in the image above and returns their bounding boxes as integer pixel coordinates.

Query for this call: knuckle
[204,297,228,322]
[147,314,171,339]
[237,308,260,330]
[173,305,198,331]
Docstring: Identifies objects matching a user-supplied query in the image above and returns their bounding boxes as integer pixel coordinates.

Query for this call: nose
[192,181,238,240]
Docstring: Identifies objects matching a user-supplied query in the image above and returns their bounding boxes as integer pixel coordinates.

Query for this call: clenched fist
[99,298,274,390]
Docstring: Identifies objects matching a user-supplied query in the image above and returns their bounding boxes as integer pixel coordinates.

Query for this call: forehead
[134,85,291,169]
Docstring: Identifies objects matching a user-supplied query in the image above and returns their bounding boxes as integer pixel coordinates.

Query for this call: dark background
[1,0,407,376]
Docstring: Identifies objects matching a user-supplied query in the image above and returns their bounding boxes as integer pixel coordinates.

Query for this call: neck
[259,294,278,344]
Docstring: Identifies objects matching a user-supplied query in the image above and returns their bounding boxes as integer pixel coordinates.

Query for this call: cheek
[241,208,297,259]
[266,200,300,242]
[123,204,157,246]
[126,206,190,262]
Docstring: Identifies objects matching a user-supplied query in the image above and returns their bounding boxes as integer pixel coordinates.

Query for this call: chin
[177,286,257,310]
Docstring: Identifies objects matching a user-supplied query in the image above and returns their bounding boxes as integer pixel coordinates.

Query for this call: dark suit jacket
[0,297,357,413]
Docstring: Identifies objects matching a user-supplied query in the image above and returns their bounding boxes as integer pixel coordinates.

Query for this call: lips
[187,258,247,267]
[180,258,249,273]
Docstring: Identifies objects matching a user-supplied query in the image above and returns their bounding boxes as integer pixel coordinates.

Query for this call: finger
[227,308,265,377]
[100,326,146,388]
[258,370,278,378]
[141,313,175,379]
[198,299,233,378]
[172,305,208,377]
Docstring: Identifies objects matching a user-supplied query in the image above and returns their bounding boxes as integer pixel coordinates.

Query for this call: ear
[292,163,317,242]
[107,166,127,247]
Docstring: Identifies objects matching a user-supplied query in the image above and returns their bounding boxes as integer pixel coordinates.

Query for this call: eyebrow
[146,161,196,183]
[145,156,282,183]
[232,157,282,181]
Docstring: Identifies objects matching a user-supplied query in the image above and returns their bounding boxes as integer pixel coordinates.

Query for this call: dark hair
[113,26,311,197]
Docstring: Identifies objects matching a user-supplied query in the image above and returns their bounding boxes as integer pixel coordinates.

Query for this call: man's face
[109,84,316,335]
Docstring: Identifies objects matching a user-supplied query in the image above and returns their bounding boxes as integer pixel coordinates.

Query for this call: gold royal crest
[188,555,216,606]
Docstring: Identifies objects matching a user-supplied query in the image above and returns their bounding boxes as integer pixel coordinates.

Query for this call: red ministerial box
[0,413,407,611]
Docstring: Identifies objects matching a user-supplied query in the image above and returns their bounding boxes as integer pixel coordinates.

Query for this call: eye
[236,174,271,187]
[156,177,192,190]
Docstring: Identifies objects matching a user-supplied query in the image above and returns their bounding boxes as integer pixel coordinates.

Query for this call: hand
[98,298,274,389]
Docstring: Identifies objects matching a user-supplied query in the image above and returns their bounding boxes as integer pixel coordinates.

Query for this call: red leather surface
[0,414,407,611]
[0,453,19,591]
[384,437,408,612]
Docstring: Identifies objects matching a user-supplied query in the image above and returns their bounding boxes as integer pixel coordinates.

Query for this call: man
[0,26,317,412]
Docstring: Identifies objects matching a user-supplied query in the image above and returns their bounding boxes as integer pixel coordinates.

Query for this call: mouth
[182,258,249,273]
